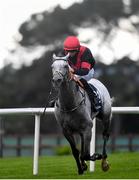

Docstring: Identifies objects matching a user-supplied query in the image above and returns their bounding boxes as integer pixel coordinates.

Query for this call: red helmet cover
[64,36,80,51]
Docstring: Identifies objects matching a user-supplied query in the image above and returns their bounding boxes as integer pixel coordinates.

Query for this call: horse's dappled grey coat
[51,54,112,174]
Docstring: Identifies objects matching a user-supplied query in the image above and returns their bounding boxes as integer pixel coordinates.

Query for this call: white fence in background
[0,107,139,175]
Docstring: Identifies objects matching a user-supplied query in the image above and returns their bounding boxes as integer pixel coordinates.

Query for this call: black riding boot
[80,78,101,112]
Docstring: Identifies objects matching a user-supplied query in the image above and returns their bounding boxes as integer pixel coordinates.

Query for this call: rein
[69,71,84,88]
[56,96,85,113]
[56,71,86,113]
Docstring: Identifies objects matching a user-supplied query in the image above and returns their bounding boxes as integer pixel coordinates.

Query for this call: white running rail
[0,107,139,175]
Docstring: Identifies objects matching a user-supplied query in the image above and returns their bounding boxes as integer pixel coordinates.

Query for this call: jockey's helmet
[64,36,80,51]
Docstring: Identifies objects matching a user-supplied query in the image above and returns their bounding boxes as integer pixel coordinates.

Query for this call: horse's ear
[52,53,69,62]
[52,54,57,62]
[65,53,70,60]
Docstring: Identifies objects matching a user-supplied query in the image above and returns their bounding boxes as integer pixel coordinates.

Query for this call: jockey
[63,36,95,81]
[50,36,101,112]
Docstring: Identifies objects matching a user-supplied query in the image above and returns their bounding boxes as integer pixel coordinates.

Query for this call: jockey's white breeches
[76,68,94,81]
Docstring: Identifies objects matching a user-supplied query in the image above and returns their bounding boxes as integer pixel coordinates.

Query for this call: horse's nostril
[52,78,62,84]
[57,79,62,83]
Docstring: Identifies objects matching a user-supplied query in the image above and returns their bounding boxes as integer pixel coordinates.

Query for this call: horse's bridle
[53,70,67,79]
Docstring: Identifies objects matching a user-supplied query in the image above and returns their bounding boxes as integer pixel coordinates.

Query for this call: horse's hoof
[91,153,102,161]
[101,159,110,172]
[78,169,84,175]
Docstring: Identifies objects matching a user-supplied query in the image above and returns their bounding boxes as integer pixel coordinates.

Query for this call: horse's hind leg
[101,115,111,171]
[62,129,83,175]
[101,131,110,171]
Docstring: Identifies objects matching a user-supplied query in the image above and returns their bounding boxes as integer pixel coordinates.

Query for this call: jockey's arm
[73,47,95,76]
[71,60,92,76]
[74,68,89,76]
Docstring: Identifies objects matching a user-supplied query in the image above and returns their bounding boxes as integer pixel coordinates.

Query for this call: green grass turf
[0,152,139,179]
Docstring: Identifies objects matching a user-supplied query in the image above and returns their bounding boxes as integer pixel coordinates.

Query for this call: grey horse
[51,54,112,175]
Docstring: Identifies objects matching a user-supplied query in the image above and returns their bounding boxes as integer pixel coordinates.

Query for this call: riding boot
[80,78,101,112]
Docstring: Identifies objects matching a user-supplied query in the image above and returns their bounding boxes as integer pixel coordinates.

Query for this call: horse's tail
[111,97,115,105]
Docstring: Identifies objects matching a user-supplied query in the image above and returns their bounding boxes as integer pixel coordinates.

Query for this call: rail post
[33,114,40,175]
[90,118,96,172]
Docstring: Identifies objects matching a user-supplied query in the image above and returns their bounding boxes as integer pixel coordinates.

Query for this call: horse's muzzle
[52,77,62,89]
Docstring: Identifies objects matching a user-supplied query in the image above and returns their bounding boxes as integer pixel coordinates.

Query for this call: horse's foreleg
[80,127,92,161]
[63,129,83,175]
[79,133,89,172]
[80,125,101,162]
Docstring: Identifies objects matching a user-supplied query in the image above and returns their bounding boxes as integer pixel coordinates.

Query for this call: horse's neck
[58,80,81,108]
